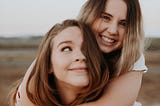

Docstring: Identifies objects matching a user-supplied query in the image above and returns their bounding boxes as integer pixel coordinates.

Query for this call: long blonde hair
[25,19,109,106]
[78,0,144,76]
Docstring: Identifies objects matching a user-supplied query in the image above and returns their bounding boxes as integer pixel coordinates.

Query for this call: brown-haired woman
[10,20,109,106]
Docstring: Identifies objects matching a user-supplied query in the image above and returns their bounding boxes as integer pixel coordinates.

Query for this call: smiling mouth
[99,34,116,44]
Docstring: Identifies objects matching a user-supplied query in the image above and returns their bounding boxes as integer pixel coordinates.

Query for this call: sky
[0,0,160,38]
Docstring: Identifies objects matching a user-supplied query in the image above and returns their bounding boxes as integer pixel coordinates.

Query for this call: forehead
[53,26,83,45]
[105,0,127,19]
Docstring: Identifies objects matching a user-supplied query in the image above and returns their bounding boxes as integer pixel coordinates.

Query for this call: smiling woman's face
[92,0,127,53]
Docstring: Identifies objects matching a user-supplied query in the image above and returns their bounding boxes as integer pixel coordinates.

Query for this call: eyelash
[101,15,110,22]
[61,46,72,52]
[101,15,127,27]
[119,21,127,27]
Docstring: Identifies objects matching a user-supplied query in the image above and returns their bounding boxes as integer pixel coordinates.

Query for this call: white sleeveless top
[132,54,148,73]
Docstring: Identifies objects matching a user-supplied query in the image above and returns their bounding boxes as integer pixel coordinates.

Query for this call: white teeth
[102,36,114,43]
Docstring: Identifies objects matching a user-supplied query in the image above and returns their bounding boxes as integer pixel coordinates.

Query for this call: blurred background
[0,0,160,106]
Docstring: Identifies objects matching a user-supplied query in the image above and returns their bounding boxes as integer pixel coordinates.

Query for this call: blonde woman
[11,20,109,106]
[77,0,147,106]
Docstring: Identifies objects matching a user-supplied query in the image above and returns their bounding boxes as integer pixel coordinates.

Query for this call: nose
[74,50,86,62]
[107,22,118,35]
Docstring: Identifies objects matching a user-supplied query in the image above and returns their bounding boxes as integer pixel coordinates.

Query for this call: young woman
[77,0,147,105]
[11,20,109,106]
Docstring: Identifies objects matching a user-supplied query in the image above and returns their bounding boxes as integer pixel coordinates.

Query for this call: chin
[72,81,89,88]
[100,46,114,54]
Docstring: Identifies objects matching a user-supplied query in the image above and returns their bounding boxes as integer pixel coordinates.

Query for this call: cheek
[52,53,72,73]
[51,54,63,71]
[51,58,66,80]
[52,56,67,70]
[118,31,126,48]
[92,19,102,33]
[119,29,126,41]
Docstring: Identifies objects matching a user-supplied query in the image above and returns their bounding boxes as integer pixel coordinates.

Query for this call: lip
[68,67,87,72]
[98,34,117,46]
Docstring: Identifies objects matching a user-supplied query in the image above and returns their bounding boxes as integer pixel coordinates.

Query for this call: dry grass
[0,37,160,106]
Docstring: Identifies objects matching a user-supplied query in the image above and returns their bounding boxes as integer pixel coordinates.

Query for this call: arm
[78,54,147,106]
[15,60,36,106]
[78,71,143,106]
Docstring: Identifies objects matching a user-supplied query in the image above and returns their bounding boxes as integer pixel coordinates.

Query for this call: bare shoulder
[15,60,36,106]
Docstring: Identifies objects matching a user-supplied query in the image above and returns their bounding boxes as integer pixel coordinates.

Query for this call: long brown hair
[26,19,109,106]
[78,0,144,76]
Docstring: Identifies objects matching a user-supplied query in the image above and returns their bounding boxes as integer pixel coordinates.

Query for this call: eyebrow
[57,41,72,48]
[102,12,113,17]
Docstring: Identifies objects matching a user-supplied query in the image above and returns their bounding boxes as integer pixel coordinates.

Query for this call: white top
[132,54,148,73]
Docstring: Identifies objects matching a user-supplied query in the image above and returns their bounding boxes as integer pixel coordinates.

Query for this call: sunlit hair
[25,19,109,105]
[77,0,144,76]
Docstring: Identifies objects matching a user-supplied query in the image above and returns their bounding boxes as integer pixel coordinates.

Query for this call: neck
[103,49,121,58]
[56,80,82,104]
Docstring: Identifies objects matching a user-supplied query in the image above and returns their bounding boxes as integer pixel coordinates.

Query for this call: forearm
[100,71,143,106]
[78,71,143,106]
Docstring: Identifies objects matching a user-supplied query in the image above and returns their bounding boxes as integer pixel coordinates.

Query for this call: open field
[0,37,160,106]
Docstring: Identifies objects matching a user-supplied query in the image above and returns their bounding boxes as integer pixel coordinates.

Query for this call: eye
[61,46,72,52]
[119,21,127,27]
[101,15,110,22]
